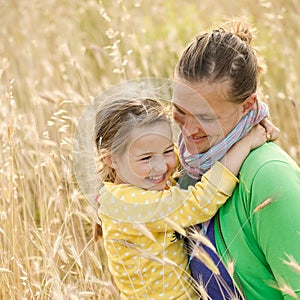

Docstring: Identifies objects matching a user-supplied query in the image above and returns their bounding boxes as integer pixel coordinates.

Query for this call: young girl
[94,95,269,300]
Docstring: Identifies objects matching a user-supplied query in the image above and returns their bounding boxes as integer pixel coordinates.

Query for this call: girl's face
[172,78,252,154]
[112,121,177,191]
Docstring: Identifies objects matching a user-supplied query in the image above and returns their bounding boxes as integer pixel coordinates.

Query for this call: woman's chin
[185,140,210,155]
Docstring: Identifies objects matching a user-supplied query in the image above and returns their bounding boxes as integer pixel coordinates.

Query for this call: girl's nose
[149,155,167,173]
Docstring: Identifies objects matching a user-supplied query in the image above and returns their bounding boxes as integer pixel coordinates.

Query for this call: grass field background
[1,0,299,299]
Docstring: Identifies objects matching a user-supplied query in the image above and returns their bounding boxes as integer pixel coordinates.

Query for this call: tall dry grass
[0,0,299,299]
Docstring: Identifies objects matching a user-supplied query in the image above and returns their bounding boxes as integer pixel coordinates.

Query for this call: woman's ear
[242,93,257,115]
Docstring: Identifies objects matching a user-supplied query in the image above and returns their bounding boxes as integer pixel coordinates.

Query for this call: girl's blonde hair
[94,96,170,182]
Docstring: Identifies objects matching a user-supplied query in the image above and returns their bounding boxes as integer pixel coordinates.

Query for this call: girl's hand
[260,118,280,141]
[245,124,268,150]
[220,124,267,176]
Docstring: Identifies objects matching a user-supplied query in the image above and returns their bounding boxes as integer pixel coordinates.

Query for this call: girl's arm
[220,124,267,176]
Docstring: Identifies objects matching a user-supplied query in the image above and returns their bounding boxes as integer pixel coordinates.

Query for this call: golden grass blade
[112,239,165,265]
[0,1,299,298]
[0,268,14,274]
[163,217,187,237]
[253,198,274,213]
[133,223,157,242]
[191,247,220,275]
[195,277,209,300]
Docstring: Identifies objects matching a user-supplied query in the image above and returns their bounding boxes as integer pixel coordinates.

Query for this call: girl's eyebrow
[165,143,175,150]
[136,143,174,157]
[136,152,153,157]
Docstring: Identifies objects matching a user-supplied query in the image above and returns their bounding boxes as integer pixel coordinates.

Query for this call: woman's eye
[140,156,151,161]
[173,106,185,115]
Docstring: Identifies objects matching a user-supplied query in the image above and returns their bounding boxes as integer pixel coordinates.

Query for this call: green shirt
[215,142,300,299]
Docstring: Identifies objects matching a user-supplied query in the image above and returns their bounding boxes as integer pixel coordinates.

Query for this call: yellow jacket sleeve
[98,162,238,232]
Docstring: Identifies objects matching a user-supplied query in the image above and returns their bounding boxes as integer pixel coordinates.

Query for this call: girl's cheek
[135,162,151,177]
[168,155,178,171]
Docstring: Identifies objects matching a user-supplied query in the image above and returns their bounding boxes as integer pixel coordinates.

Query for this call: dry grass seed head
[191,246,220,275]
[163,217,187,238]
[282,254,300,274]
[271,279,298,299]
[188,227,217,254]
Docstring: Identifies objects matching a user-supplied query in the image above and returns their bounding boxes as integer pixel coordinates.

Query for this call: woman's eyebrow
[173,103,215,119]
[172,103,186,114]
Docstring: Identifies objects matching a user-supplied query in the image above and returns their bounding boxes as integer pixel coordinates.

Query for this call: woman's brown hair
[175,19,264,103]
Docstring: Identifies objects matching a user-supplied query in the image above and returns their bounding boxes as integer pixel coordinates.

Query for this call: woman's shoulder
[239,142,299,184]
[242,142,299,171]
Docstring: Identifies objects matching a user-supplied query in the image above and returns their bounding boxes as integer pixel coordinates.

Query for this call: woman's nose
[149,155,167,173]
[182,116,202,136]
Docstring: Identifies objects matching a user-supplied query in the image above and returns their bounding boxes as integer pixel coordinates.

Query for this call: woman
[173,19,300,300]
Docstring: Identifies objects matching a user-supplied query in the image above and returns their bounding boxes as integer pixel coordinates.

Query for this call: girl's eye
[164,148,174,155]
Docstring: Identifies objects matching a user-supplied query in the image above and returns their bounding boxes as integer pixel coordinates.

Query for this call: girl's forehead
[123,121,171,150]
[129,121,172,140]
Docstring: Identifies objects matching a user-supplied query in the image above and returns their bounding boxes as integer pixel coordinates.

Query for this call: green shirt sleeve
[215,143,300,300]
[250,160,300,299]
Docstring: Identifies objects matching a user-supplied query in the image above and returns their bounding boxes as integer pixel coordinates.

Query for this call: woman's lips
[187,135,208,143]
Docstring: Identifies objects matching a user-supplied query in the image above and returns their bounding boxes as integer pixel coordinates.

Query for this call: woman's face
[173,78,248,154]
